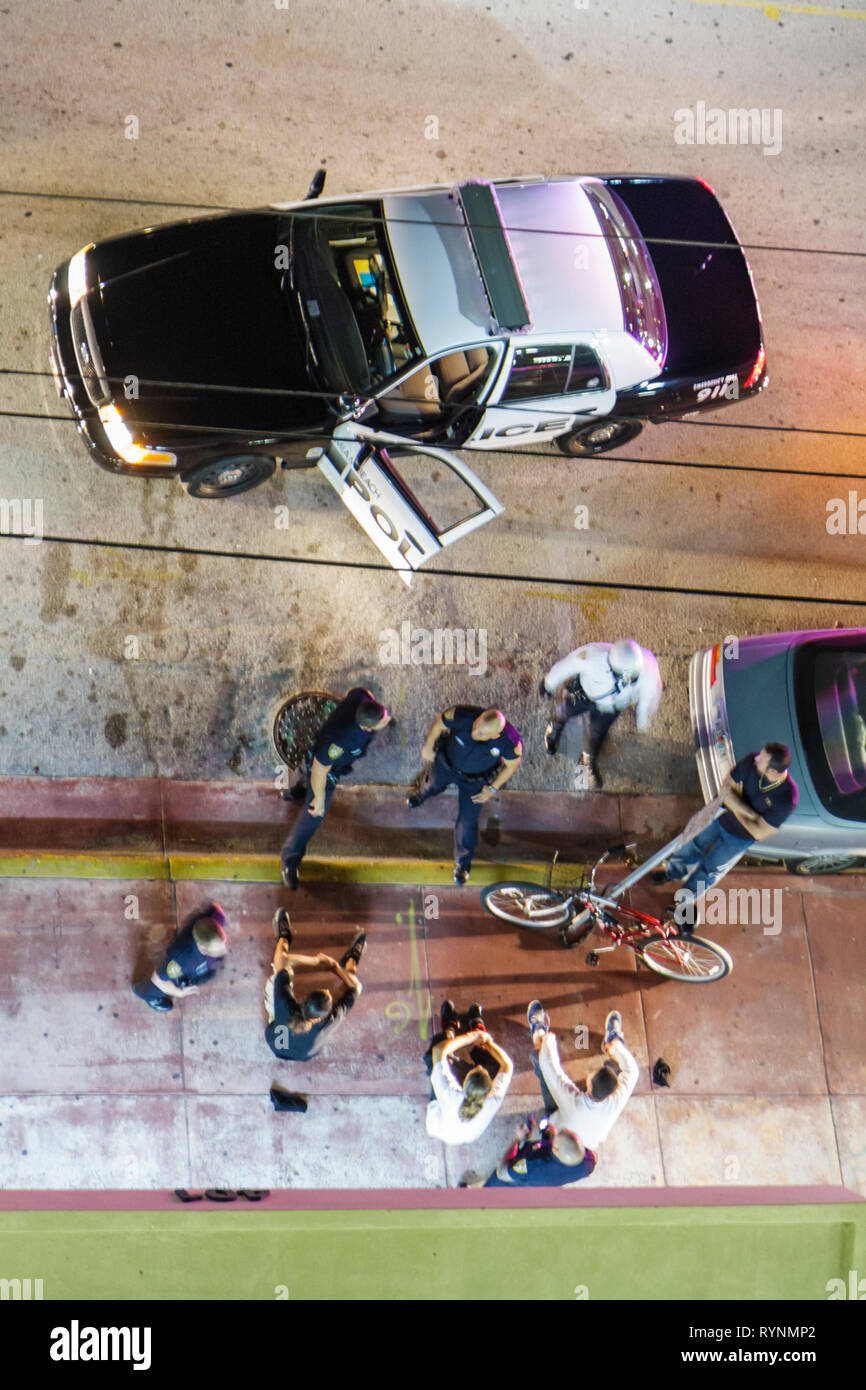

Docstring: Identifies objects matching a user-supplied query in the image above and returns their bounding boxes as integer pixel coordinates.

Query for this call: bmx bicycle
[481,843,733,983]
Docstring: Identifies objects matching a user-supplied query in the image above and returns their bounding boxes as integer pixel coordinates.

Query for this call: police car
[49,170,766,580]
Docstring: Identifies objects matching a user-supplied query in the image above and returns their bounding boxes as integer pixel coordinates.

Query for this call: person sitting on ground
[460,1114,597,1188]
[133,903,229,1013]
[264,908,365,1060]
[426,999,514,1145]
[526,1000,639,1150]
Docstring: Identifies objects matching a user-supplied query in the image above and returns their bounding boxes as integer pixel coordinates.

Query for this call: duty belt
[437,737,495,784]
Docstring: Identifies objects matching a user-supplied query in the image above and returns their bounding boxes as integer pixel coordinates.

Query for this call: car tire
[182,455,276,498]
[786,853,860,876]
[555,419,644,456]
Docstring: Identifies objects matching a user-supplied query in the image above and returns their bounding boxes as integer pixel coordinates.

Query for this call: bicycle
[480,843,733,983]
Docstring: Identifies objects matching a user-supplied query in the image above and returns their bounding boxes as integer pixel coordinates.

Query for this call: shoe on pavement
[604,1010,624,1047]
[440,999,461,1034]
[407,791,422,809]
[288,780,307,804]
[453,863,469,886]
[526,999,550,1041]
[467,1002,485,1030]
[543,721,562,756]
[272,907,293,944]
[340,929,367,968]
[281,858,300,891]
[650,868,669,886]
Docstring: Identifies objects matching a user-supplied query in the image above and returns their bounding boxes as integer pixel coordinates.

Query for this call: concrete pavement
[1,775,864,1197]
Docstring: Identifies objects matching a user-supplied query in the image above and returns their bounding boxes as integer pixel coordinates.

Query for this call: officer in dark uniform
[408,706,522,883]
[132,903,229,1012]
[280,687,391,889]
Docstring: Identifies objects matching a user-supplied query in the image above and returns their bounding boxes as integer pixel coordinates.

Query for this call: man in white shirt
[540,638,663,788]
[526,1001,639,1150]
[426,1000,514,1145]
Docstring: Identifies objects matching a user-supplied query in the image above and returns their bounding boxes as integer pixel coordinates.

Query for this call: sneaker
[650,868,669,886]
[340,929,367,968]
[407,791,422,809]
[281,858,300,891]
[526,999,550,1041]
[467,1002,485,1030]
[272,908,293,944]
[440,999,460,1033]
[544,720,562,756]
[604,1010,624,1047]
[453,864,469,886]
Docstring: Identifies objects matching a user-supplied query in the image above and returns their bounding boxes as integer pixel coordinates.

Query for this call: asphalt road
[0,0,864,788]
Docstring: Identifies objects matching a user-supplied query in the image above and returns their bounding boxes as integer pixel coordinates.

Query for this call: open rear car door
[308,421,504,585]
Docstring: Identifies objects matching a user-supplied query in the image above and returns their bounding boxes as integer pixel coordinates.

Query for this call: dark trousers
[281,776,337,868]
[414,753,486,870]
[551,689,619,759]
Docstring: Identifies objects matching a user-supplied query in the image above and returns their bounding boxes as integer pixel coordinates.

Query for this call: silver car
[690,629,866,874]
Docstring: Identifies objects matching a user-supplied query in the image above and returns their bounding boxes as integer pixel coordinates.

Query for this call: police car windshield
[286,202,423,395]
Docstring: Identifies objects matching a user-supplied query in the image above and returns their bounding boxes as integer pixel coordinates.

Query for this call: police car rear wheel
[555,420,644,456]
[182,455,276,498]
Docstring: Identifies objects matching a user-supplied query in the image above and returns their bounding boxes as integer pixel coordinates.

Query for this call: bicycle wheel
[480,882,571,930]
[637,934,732,983]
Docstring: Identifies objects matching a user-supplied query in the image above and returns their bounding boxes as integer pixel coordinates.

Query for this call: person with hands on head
[408,705,522,884]
[524,1000,639,1151]
[264,909,366,1060]
[426,999,514,1145]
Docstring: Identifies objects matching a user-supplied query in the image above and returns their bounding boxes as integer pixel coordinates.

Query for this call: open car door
[308,421,503,585]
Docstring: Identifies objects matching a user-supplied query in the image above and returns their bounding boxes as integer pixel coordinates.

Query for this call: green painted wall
[1,1206,862,1300]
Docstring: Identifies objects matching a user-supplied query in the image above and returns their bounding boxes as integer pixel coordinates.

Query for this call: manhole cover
[272,690,339,768]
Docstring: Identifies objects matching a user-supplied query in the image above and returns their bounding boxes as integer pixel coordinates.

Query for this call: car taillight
[743,345,766,390]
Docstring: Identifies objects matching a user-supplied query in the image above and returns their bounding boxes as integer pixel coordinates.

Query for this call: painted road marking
[679,0,866,19]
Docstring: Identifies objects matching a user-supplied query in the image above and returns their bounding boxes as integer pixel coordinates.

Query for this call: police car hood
[384,183,624,353]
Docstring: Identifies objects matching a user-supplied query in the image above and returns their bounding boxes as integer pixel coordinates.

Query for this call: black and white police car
[49,170,767,580]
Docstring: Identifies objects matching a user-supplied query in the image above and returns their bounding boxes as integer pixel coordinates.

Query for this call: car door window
[500,344,607,402]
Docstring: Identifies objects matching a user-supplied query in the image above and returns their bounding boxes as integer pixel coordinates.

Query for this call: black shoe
[466,1002,484,1029]
[650,869,669,886]
[281,858,300,891]
[544,720,563,755]
[288,780,307,805]
[440,999,460,1033]
[272,908,293,943]
[453,864,469,886]
[340,929,367,968]
[407,792,422,809]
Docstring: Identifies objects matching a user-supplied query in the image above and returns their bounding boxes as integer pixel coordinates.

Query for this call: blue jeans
[531,1049,557,1116]
[664,820,749,911]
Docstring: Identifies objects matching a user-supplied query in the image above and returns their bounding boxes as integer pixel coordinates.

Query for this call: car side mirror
[305,168,327,201]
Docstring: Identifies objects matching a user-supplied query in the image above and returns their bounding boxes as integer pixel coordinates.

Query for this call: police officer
[408,706,522,884]
[541,639,662,789]
[281,687,391,889]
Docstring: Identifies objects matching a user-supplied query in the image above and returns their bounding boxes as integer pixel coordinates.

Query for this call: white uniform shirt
[537,1034,639,1149]
[426,1040,514,1145]
[543,642,662,731]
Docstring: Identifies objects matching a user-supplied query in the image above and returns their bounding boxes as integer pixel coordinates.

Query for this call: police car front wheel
[182,455,276,498]
[555,419,644,457]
